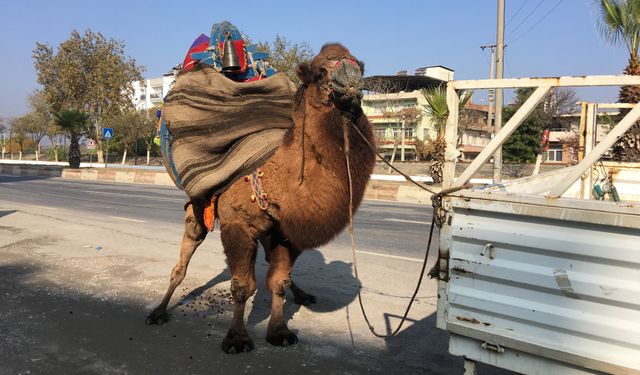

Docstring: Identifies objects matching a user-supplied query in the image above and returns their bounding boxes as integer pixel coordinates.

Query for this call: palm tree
[421,86,471,183]
[54,110,89,168]
[596,0,640,161]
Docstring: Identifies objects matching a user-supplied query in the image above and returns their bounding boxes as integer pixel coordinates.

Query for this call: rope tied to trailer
[345,120,473,338]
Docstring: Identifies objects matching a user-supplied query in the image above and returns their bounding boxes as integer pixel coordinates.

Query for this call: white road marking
[109,216,146,223]
[82,190,184,202]
[385,218,430,225]
[30,205,56,210]
[355,250,424,263]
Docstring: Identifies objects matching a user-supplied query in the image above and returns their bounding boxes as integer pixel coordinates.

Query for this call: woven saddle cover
[161,66,295,200]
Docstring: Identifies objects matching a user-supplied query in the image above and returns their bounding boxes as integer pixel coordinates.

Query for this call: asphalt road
[0,174,437,261]
[0,174,509,375]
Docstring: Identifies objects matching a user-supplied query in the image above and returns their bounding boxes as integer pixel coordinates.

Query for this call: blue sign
[102,127,114,139]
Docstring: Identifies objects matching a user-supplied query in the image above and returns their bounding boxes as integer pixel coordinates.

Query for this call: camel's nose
[330,59,364,105]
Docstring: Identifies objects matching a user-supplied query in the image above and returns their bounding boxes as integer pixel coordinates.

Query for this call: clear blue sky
[0,0,630,119]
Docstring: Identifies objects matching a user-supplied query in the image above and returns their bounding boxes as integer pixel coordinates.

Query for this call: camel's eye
[296,63,327,85]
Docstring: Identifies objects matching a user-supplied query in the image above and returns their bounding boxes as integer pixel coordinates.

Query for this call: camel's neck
[294,104,348,166]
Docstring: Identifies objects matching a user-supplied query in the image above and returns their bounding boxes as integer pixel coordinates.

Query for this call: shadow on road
[1,255,513,374]
[0,261,384,374]
[0,210,17,218]
[0,175,52,184]
[172,248,359,329]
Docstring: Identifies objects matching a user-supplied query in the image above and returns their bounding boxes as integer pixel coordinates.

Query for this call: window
[547,146,563,162]
[373,128,386,143]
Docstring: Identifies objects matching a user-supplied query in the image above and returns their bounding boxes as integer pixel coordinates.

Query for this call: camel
[146,43,376,353]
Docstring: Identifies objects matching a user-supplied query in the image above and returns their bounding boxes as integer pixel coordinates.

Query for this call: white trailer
[436,75,640,374]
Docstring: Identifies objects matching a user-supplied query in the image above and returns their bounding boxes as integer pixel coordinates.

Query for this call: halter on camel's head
[295,43,365,110]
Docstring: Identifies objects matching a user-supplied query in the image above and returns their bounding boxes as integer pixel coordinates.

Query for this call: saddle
[160,21,295,201]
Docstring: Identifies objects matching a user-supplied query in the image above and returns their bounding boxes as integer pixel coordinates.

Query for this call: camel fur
[146,43,376,353]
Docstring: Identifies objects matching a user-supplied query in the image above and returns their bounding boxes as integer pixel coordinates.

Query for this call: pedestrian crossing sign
[102,128,114,139]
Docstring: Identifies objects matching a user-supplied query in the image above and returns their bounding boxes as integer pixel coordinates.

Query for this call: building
[362,66,491,161]
[131,67,180,110]
[361,66,451,160]
[458,102,493,160]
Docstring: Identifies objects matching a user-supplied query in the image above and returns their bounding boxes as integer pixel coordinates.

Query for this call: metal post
[584,104,597,199]
[443,82,460,189]
[464,359,477,375]
[493,0,505,183]
[105,139,109,168]
[577,102,588,161]
[488,47,495,131]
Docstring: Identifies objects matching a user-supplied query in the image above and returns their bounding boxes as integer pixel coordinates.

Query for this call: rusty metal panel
[444,194,640,374]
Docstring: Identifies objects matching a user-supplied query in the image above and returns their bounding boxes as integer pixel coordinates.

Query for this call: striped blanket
[161,65,296,199]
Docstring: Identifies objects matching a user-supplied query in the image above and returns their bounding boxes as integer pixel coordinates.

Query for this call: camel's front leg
[220,223,258,353]
[265,242,301,346]
[146,201,207,325]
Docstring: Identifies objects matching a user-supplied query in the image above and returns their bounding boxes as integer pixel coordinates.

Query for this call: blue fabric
[160,117,183,189]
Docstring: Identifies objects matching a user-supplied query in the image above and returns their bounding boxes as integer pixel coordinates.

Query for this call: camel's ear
[296,63,327,85]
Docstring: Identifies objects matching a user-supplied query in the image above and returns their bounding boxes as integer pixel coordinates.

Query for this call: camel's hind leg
[146,201,207,325]
[260,235,317,306]
[265,241,301,346]
[220,223,258,354]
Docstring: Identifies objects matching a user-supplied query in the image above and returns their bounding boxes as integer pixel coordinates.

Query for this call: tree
[595,0,640,160]
[532,88,579,173]
[9,117,29,160]
[33,29,144,163]
[257,35,313,85]
[21,91,53,160]
[421,86,472,183]
[54,110,89,168]
[140,108,160,165]
[0,117,6,159]
[502,88,546,163]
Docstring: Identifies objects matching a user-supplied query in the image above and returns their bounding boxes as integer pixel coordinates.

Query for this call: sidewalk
[0,162,436,205]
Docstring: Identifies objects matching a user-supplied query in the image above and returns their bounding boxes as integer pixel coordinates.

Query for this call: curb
[1,164,434,205]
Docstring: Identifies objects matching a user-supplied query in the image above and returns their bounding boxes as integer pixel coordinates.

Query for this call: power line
[508,0,565,44]
[508,0,545,35]
[506,0,529,26]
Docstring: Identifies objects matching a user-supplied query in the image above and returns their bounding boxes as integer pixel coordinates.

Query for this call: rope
[297,86,308,185]
[344,120,439,338]
[348,123,438,195]
[344,120,475,338]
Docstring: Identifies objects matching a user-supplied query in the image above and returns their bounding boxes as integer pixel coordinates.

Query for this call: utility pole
[480,44,497,131]
[493,0,505,183]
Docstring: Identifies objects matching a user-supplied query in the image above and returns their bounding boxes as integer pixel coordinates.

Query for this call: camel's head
[295,43,365,109]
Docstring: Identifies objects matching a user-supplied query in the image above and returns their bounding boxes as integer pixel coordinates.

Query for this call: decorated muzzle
[329,59,364,107]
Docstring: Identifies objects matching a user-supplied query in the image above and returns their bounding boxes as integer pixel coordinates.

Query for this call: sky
[0,0,631,119]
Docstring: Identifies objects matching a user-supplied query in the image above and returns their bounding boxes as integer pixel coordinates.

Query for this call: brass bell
[221,33,241,72]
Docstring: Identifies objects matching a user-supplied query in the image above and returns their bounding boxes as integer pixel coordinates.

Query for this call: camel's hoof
[221,330,254,354]
[145,308,169,325]
[266,328,298,347]
[294,293,318,306]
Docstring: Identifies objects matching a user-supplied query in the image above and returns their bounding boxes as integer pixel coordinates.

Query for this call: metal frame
[438,75,640,374]
[444,75,640,191]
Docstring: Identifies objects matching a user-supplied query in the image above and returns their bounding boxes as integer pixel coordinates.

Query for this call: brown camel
[146,43,376,353]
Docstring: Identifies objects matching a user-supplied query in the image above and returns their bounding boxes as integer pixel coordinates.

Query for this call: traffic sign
[102,127,114,139]
[86,138,96,150]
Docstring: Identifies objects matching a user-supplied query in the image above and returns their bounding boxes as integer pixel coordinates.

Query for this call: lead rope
[348,122,438,195]
[344,120,473,338]
[343,121,437,338]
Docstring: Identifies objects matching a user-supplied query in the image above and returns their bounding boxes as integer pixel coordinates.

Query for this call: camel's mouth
[329,58,364,107]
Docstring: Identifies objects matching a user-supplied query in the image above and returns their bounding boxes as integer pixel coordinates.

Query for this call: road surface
[0,175,509,375]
